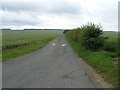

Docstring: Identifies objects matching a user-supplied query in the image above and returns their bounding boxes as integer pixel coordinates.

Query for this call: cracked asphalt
[2,35,95,88]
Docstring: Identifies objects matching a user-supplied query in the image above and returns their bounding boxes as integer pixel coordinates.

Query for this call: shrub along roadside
[67,23,107,51]
[65,34,118,87]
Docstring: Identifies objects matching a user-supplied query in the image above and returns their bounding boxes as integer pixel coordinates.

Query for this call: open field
[2,30,63,61]
[102,32,119,55]
[65,31,118,87]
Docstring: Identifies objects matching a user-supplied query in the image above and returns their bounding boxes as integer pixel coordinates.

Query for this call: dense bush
[80,23,107,51]
[66,23,107,51]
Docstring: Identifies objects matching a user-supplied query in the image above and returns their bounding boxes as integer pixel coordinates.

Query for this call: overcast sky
[0,0,119,31]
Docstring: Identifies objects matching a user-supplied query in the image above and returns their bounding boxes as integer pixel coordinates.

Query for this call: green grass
[2,30,62,61]
[65,32,118,88]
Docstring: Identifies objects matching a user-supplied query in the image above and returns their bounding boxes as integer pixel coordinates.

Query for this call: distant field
[103,32,118,45]
[102,32,118,55]
[2,30,63,61]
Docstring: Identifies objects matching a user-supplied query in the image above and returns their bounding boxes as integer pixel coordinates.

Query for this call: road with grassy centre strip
[3,35,95,88]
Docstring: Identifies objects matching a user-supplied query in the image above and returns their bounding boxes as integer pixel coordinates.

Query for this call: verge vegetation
[65,23,118,87]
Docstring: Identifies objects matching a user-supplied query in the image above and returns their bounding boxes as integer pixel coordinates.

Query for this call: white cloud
[0,0,119,31]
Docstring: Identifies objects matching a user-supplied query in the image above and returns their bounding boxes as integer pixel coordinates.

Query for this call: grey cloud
[1,11,39,26]
[51,2,81,14]
[1,2,46,12]
[1,2,81,15]
[2,18,38,26]
[1,1,81,27]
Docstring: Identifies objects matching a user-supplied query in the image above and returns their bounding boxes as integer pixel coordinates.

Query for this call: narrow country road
[3,35,95,88]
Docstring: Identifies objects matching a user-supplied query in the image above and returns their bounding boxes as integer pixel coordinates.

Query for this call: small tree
[81,23,107,51]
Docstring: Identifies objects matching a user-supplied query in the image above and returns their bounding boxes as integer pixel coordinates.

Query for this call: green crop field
[2,30,63,61]
[102,32,118,55]
[103,32,118,41]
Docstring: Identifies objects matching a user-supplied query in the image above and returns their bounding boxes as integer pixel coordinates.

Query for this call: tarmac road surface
[2,35,95,88]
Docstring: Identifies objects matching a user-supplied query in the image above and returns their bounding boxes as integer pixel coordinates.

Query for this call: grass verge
[65,36,118,88]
